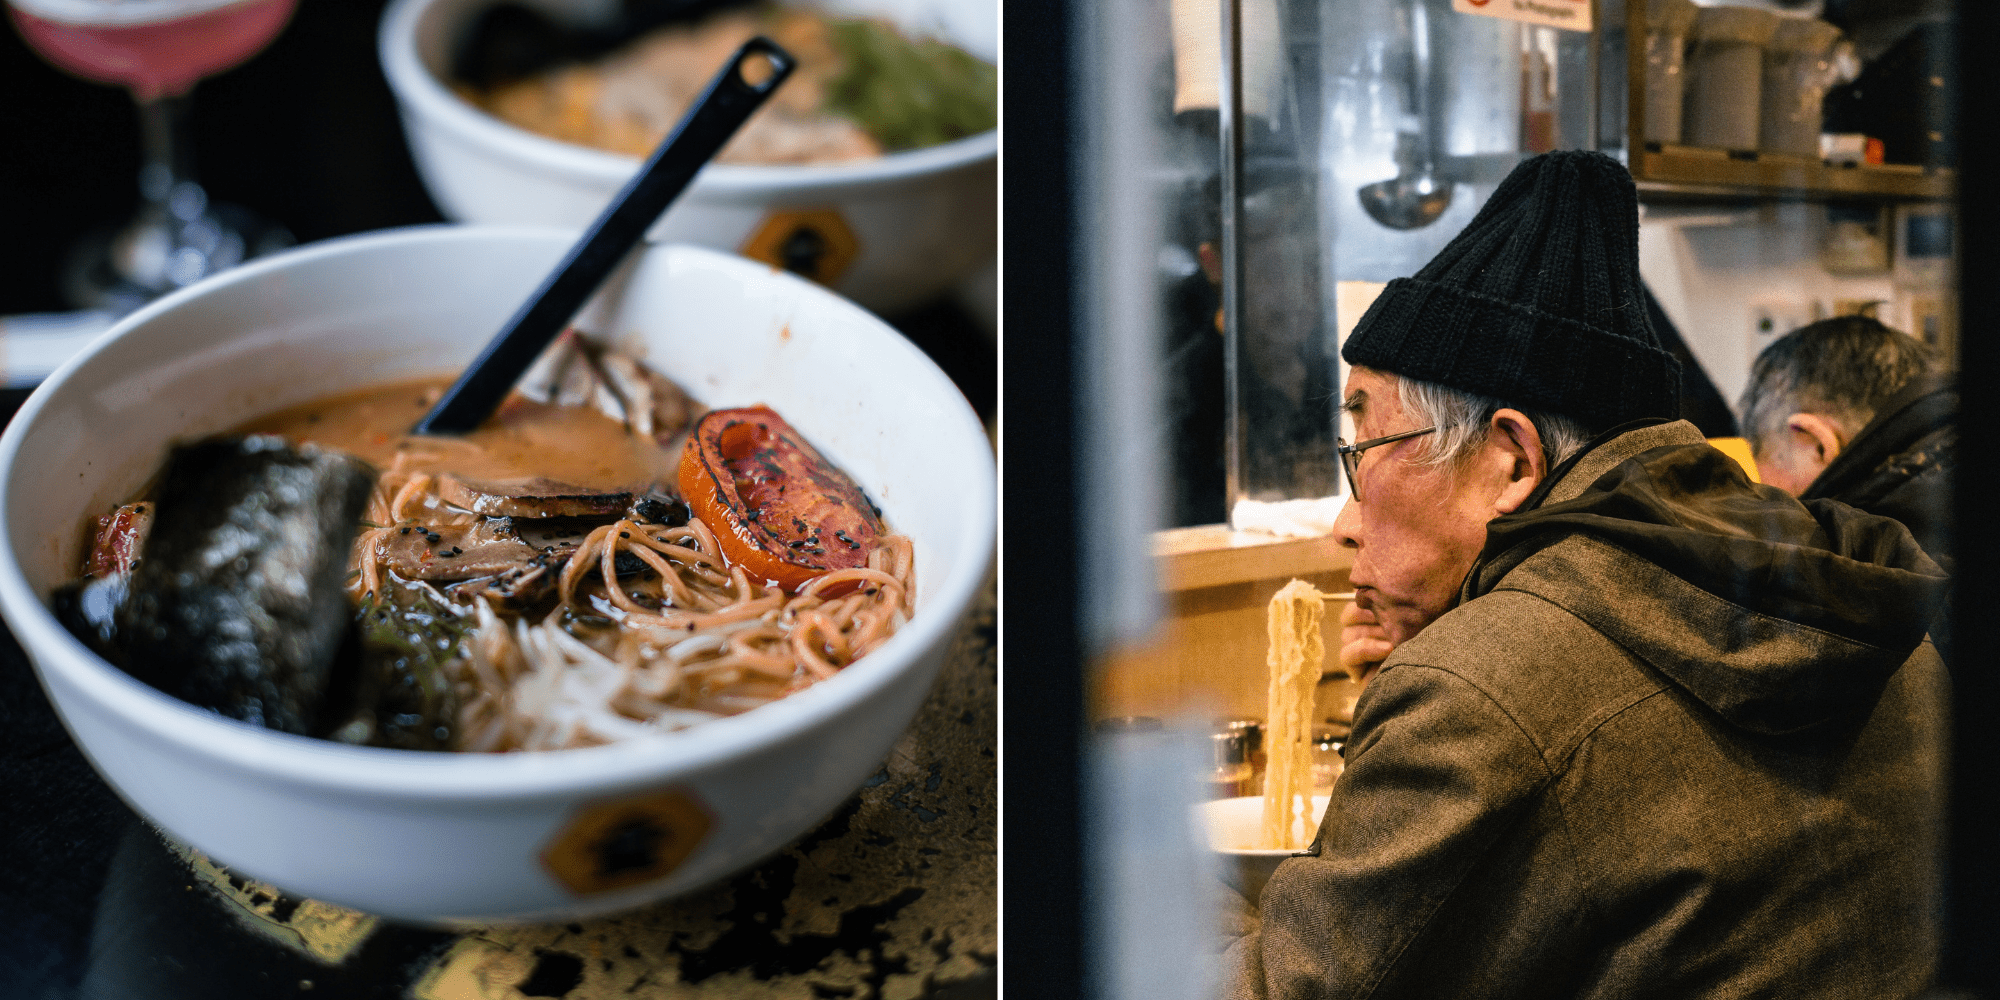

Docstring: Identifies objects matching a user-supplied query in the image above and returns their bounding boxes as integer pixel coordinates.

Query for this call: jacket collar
[1537,419,1706,507]
[1461,418,1705,606]
[1803,374,1956,503]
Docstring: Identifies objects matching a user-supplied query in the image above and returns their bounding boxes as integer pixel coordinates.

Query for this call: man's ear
[1785,412,1844,472]
[1488,409,1547,515]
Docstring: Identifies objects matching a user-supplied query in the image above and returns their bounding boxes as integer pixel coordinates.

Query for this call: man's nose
[1331,493,1361,549]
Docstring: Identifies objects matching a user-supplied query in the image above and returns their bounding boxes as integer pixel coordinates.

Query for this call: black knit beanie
[1341,150,1681,429]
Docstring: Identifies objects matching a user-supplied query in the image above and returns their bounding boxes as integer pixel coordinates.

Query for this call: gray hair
[1738,316,1938,454]
[1392,375,1597,474]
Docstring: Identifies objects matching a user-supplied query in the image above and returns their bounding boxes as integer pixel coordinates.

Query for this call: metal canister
[1219,718,1264,796]
[1209,728,1253,799]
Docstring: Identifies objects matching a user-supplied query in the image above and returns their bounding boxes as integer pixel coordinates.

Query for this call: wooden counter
[1091,525,1361,727]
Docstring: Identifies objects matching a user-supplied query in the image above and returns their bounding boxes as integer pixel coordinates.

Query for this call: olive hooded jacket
[1227,420,1950,1000]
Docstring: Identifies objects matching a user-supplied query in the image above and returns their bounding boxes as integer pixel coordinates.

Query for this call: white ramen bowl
[378,0,998,320]
[1200,794,1330,905]
[0,225,996,923]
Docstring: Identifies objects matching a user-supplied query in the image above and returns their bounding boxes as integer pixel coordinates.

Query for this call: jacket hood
[1463,420,1947,735]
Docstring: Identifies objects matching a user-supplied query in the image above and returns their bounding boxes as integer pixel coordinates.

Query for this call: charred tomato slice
[677,406,884,591]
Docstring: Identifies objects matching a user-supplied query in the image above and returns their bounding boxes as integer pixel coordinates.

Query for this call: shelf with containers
[1614,0,1957,374]
[1632,146,1950,201]
[1623,0,1954,203]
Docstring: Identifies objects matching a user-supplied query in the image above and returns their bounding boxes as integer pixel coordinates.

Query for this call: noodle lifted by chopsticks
[1261,578,1326,850]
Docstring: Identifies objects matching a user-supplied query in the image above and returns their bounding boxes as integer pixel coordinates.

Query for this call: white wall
[1637,203,1910,414]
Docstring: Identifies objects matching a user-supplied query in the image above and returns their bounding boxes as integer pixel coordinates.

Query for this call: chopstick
[1319,593,1360,682]
[412,37,796,436]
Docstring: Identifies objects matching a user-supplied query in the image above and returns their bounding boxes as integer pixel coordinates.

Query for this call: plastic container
[1643,0,1700,145]
[1684,5,1779,151]
[1760,16,1844,156]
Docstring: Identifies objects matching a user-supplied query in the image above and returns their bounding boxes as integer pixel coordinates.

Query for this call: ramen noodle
[57,332,912,753]
[1260,578,1326,850]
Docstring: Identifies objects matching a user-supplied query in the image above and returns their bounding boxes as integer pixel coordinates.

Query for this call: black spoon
[413,35,795,437]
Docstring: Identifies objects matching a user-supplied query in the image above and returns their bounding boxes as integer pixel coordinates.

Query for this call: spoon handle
[413,36,796,436]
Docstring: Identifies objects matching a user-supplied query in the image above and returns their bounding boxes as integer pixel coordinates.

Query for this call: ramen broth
[238,378,676,491]
[61,345,912,753]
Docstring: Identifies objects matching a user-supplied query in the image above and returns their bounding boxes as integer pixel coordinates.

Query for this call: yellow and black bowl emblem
[739,208,862,286]
[539,787,716,896]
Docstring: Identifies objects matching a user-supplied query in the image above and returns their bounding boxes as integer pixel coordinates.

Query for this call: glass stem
[135,94,201,215]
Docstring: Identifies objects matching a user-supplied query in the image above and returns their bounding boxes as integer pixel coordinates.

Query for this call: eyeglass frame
[1336,426,1437,501]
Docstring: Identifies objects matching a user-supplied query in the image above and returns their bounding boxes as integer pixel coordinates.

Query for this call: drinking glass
[9,0,299,313]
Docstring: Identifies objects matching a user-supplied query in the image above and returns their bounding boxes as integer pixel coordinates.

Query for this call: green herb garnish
[824,18,996,152]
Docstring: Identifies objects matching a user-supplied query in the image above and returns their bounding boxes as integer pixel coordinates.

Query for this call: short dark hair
[1739,316,1939,451]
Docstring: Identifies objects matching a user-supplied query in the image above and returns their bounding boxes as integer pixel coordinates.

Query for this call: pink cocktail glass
[10,0,299,311]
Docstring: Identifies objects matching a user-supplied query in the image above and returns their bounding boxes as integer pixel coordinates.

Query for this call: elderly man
[1228,151,1949,999]
[1739,315,1955,572]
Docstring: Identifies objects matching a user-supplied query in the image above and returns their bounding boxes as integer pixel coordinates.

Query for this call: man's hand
[1338,599,1394,686]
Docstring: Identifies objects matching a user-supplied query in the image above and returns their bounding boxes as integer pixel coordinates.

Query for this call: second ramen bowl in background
[379,0,998,323]
[0,225,996,923]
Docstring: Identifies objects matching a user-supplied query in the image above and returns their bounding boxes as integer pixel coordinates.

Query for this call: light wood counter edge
[1154,524,1353,592]
[1093,525,1359,723]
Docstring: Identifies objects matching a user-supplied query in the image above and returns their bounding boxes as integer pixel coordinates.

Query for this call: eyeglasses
[1336,426,1437,501]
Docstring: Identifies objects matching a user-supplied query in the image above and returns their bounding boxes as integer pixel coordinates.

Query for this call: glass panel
[1222,0,1335,520]
[1220,0,1599,527]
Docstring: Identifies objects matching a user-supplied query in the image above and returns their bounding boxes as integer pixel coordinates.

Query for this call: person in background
[1739,315,1955,572]
[1228,151,1948,999]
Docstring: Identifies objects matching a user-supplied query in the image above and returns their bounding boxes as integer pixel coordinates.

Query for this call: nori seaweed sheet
[98,436,375,735]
